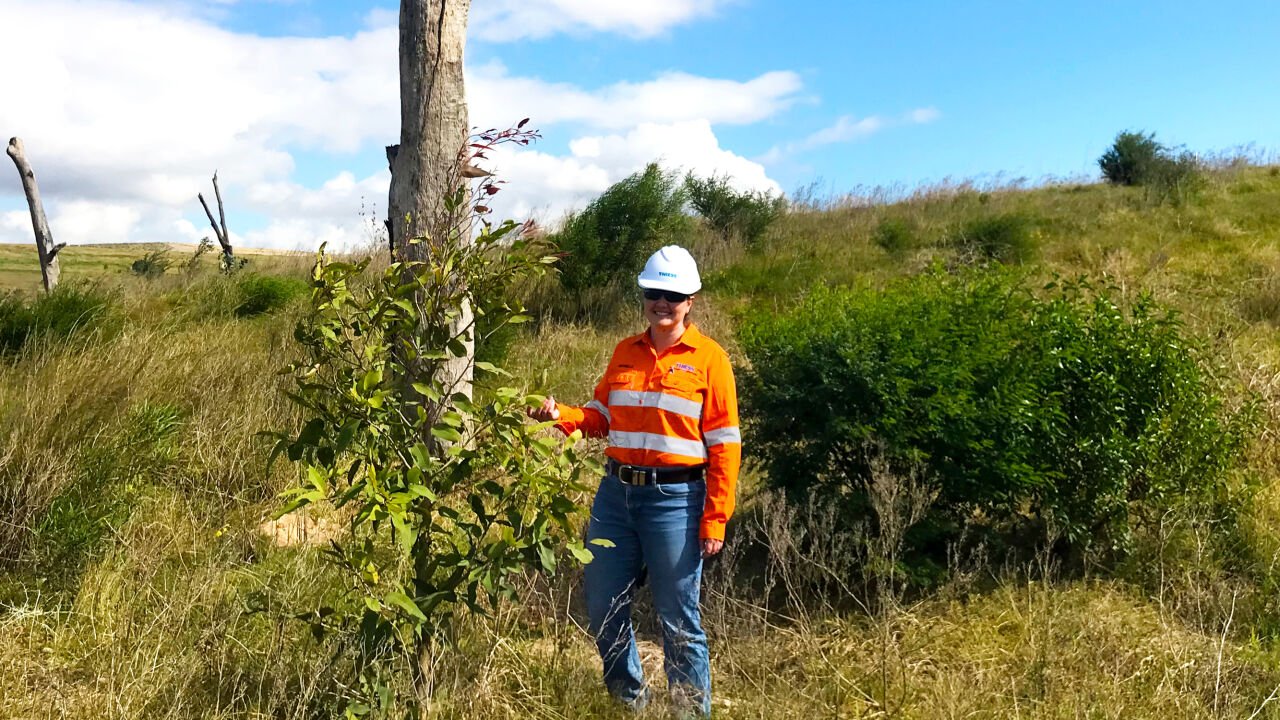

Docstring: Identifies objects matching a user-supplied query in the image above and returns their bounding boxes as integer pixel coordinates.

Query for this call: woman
[529,245,741,716]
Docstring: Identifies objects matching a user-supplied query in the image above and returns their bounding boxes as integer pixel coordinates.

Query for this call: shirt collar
[633,323,704,351]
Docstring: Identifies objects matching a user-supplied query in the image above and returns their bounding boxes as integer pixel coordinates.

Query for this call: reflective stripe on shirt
[703,426,741,447]
[609,430,710,460]
[585,399,611,423]
[608,390,703,420]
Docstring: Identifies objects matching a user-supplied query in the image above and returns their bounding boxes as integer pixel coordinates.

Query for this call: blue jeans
[584,474,711,716]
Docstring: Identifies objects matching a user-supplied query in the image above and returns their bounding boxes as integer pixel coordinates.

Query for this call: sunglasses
[643,289,691,303]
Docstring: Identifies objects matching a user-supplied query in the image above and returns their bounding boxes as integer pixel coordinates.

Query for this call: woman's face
[644,290,695,332]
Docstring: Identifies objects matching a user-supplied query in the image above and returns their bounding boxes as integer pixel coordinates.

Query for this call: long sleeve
[700,350,741,541]
[553,372,612,439]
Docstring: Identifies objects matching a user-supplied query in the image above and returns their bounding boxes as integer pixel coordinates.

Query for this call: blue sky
[1,0,1277,249]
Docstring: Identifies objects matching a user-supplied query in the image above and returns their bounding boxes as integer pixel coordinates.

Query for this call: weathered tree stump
[5,138,64,292]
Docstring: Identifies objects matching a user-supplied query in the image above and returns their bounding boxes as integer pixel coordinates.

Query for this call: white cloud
[0,0,396,251]
[471,62,803,130]
[759,108,941,165]
[485,120,779,224]
[473,0,731,41]
[0,0,794,250]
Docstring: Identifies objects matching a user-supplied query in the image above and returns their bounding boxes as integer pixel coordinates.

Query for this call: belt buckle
[619,464,650,486]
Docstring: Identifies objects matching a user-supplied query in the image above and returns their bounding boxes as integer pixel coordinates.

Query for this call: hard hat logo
[638,245,701,295]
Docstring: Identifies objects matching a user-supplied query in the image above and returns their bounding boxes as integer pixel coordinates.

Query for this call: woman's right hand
[527,395,561,422]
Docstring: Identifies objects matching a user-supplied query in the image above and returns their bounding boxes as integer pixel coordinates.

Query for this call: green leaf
[296,418,325,447]
[334,420,359,454]
[569,544,595,564]
[408,444,431,470]
[469,495,487,521]
[360,368,383,392]
[474,361,511,377]
[412,383,442,401]
[408,483,437,501]
[537,544,556,573]
[306,466,328,494]
[589,538,616,548]
[384,591,427,623]
[391,514,418,554]
[431,426,463,443]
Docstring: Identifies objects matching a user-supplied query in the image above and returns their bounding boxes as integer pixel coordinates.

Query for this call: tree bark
[5,138,62,292]
[389,0,474,403]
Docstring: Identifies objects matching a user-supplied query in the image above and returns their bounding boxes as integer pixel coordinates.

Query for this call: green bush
[1099,131,1205,204]
[130,247,172,279]
[739,269,1253,554]
[873,217,919,254]
[554,163,690,291]
[0,284,113,355]
[1144,150,1206,206]
[685,173,786,247]
[1100,131,1164,187]
[233,274,309,317]
[951,212,1037,263]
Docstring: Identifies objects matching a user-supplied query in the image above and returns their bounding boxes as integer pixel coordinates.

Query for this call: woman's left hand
[701,539,723,558]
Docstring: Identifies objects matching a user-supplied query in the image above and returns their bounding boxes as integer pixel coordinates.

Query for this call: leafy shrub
[1099,130,1205,204]
[685,173,786,247]
[233,274,309,317]
[554,163,690,291]
[183,237,215,275]
[739,269,1253,555]
[1144,150,1206,206]
[0,284,113,354]
[873,217,919,254]
[951,212,1037,263]
[130,247,172,278]
[275,223,595,712]
[1100,131,1164,187]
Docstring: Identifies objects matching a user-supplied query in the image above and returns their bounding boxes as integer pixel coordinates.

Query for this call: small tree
[554,163,689,291]
[273,219,602,714]
[1099,131,1164,186]
[684,173,786,247]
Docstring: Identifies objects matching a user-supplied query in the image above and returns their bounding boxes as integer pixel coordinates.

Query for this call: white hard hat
[637,245,701,294]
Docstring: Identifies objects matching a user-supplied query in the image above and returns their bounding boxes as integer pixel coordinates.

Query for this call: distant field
[0,242,311,293]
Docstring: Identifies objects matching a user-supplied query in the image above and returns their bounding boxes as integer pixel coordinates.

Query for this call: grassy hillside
[0,243,309,294]
[5,165,1280,718]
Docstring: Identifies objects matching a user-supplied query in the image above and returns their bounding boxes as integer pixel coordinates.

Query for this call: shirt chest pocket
[606,370,644,391]
[656,369,706,421]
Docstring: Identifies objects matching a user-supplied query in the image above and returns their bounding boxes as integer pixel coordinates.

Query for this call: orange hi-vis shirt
[554,324,742,541]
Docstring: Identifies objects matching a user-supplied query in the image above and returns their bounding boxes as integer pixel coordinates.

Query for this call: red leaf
[485,186,500,195]
[518,117,530,129]
[475,206,490,213]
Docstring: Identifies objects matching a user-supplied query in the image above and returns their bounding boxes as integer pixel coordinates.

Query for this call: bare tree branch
[198,172,235,266]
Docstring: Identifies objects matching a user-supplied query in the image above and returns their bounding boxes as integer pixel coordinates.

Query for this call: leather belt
[607,459,705,486]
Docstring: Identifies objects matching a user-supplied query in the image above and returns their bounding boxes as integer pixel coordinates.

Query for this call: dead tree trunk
[389,0,474,403]
[5,138,64,293]
[198,173,235,268]
[389,2,472,711]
